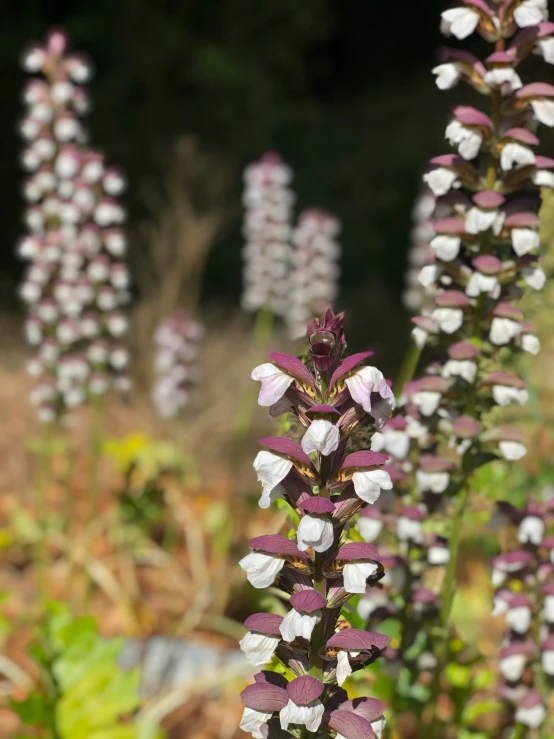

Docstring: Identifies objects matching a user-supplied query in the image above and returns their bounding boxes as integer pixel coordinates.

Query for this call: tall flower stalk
[18,29,130,425]
[239,311,396,738]
[386,1,554,731]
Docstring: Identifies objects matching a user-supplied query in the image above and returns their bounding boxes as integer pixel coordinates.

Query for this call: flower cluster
[241,153,295,318]
[18,30,129,423]
[238,311,396,738]
[151,311,203,418]
[491,495,554,733]
[403,1,554,566]
[287,209,341,339]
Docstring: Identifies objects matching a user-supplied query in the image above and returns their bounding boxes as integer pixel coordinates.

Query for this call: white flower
[423,168,459,196]
[239,552,285,588]
[280,699,324,732]
[542,650,554,675]
[253,451,293,508]
[371,429,410,459]
[280,608,321,642]
[538,37,554,64]
[500,142,536,171]
[418,264,438,287]
[515,703,546,729]
[492,385,529,407]
[345,366,395,413]
[412,390,442,416]
[534,168,554,187]
[301,420,340,456]
[522,266,546,290]
[489,317,521,345]
[465,272,500,298]
[297,514,334,553]
[397,517,423,544]
[428,545,450,565]
[356,517,383,543]
[336,649,360,686]
[466,207,504,235]
[500,654,527,682]
[251,363,294,406]
[511,227,540,256]
[506,606,531,633]
[432,308,463,334]
[240,707,271,738]
[446,120,483,160]
[442,359,477,383]
[530,99,554,127]
[498,441,527,460]
[431,235,461,261]
[416,470,450,494]
[432,63,462,90]
[522,334,541,355]
[352,468,393,504]
[239,632,280,666]
[514,0,548,27]
[440,7,480,38]
[483,68,522,92]
[343,562,380,593]
[518,516,545,545]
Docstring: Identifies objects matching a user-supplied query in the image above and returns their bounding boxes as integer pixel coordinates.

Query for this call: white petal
[546,595,554,622]
[413,390,442,416]
[523,266,546,290]
[489,318,521,346]
[499,440,527,460]
[428,546,450,565]
[372,717,387,739]
[356,517,383,543]
[345,366,395,413]
[423,168,459,196]
[397,516,423,543]
[239,632,280,666]
[492,385,528,407]
[500,654,527,682]
[280,700,324,732]
[531,99,554,127]
[432,308,463,334]
[514,0,547,27]
[431,235,461,261]
[466,207,498,235]
[258,482,286,509]
[500,142,536,171]
[251,363,294,406]
[301,419,340,456]
[343,561,379,593]
[542,650,554,675]
[418,264,438,287]
[416,470,450,494]
[412,326,428,349]
[506,605,531,633]
[297,515,334,553]
[239,552,285,588]
[441,7,480,39]
[522,334,541,355]
[279,609,321,641]
[518,516,545,545]
[240,707,272,737]
[383,430,411,459]
[352,469,392,504]
[442,359,477,383]
[515,704,546,729]
[533,169,554,187]
[253,451,293,499]
[511,227,540,256]
[432,63,462,90]
[336,650,353,686]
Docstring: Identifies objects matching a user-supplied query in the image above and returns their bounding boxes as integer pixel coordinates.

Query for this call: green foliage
[11,603,164,739]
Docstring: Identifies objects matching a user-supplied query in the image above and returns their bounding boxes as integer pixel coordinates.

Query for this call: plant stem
[234,308,275,440]
[34,428,52,605]
[393,339,421,397]
[512,724,526,739]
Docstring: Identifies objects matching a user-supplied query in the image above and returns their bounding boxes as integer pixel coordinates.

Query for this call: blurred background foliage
[1,0,458,369]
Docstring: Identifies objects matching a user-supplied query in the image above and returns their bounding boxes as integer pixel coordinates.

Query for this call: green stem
[89,393,105,525]
[512,724,526,739]
[34,428,52,605]
[234,308,275,440]
[393,339,421,398]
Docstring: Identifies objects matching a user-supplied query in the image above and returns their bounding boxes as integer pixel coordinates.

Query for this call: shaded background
[0,0,458,370]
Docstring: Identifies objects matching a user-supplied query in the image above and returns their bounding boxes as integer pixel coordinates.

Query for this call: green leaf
[461,700,504,725]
